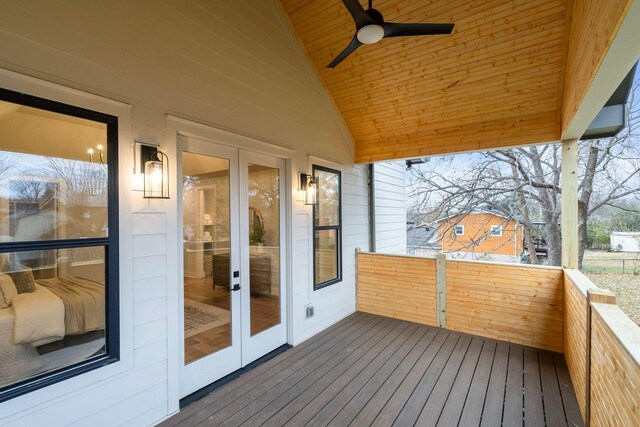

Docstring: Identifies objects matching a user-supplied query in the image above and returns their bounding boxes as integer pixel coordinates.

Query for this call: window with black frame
[313,165,341,289]
[0,89,118,401]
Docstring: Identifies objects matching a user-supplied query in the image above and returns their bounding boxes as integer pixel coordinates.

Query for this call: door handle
[232,284,241,291]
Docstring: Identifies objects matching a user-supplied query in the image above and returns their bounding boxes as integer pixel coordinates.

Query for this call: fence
[581,257,640,274]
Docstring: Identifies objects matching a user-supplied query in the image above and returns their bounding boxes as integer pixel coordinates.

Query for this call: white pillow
[0,273,18,308]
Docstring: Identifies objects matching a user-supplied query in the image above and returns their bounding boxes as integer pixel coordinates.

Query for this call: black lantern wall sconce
[299,173,317,206]
[138,142,170,199]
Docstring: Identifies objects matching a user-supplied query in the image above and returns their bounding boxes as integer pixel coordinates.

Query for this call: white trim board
[562,0,640,140]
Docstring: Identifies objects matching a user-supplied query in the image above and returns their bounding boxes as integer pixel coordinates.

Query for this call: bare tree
[0,153,15,178]
[11,178,54,202]
[408,75,640,268]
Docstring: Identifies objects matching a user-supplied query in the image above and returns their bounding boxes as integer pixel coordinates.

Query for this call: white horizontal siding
[0,0,361,424]
[290,164,369,345]
[374,161,407,254]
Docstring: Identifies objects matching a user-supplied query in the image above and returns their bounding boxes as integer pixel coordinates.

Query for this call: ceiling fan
[327,0,455,68]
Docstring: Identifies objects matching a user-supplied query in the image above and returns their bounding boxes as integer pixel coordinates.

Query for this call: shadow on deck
[160,312,583,426]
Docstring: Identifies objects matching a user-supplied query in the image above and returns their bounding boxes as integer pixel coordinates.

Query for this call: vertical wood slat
[436,253,447,328]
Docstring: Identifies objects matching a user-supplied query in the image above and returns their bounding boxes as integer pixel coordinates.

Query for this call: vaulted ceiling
[280,0,571,162]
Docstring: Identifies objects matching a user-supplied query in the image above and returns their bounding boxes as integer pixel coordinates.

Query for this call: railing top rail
[591,302,640,368]
[356,250,562,270]
[564,269,594,297]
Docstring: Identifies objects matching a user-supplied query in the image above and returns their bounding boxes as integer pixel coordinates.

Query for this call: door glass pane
[182,152,231,364]
[248,164,280,336]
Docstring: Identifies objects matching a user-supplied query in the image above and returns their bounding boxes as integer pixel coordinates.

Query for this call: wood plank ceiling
[280,0,571,162]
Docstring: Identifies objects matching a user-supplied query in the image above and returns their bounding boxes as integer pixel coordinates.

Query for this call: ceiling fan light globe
[357,24,384,44]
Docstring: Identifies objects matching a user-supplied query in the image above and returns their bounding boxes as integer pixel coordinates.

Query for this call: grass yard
[584,273,640,326]
[582,249,640,274]
[582,250,640,325]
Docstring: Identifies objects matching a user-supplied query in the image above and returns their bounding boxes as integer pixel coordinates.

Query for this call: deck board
[159,312,584,427]
[524,347,546,426]
[457,340,497,426]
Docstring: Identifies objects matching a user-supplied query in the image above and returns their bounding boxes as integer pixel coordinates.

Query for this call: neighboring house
[436,209,524,258]
[406,222,440,257]
[610,232,640,252]
[407,222,438,248]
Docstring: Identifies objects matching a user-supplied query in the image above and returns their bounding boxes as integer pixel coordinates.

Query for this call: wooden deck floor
[161,312,583,427]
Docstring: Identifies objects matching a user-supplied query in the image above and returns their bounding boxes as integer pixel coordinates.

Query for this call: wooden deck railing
[563,269,640,426]
[356,252,564,351]
[356,251,640,426]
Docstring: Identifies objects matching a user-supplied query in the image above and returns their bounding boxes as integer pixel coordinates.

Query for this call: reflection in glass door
[179,139,287,395]
[182,152,232,364]
[247,164,281,336]
[239,151,287,366]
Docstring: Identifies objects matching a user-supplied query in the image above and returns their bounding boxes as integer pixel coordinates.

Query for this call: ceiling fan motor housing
[357,8,384,44]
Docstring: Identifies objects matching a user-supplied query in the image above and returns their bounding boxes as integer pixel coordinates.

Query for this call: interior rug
[184,299,230,338]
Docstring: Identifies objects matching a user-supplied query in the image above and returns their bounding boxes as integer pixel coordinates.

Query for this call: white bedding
[12,285,65,346]
[0,285,103,388]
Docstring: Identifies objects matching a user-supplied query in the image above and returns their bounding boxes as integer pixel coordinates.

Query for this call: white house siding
[0,0,367,425]
[374,161,407,254]
[291,163,369,346]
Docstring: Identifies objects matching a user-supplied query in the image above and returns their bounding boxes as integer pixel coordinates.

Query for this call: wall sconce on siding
[139,143,170,199]
[299,173,317,206]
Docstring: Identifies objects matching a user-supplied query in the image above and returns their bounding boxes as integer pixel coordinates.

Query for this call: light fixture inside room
[140,143,170,199]
[300,173,317,205]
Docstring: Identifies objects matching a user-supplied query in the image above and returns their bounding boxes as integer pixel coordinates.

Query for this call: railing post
[562,139,579,269]
[355,248,361,311]
[586,288,616,426]
[436,253,447,328]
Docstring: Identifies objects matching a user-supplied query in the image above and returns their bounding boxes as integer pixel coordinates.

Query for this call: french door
[178,134,287,398]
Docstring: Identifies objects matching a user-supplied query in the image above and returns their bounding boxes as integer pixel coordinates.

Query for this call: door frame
[176,135,242,397]
[165,116,294,410]
[239,150,288,366]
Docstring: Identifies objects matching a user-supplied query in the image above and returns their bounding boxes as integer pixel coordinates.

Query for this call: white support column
[562,139,579,269]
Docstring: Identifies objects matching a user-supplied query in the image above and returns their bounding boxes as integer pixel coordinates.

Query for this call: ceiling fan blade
[383,22,454,38]
[327,35,362,68]
[341,0,375,28]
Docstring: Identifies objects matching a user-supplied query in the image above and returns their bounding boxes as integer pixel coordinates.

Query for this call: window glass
[455,225,464,235]
[313,166,341,289]
[0,91,117,401]
[0,102,108,242]
[315,170,340,227]
[314,229,338,285]
[0,246,106,389]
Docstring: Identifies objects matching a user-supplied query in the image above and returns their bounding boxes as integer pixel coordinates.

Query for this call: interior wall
[0,1,361,425]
